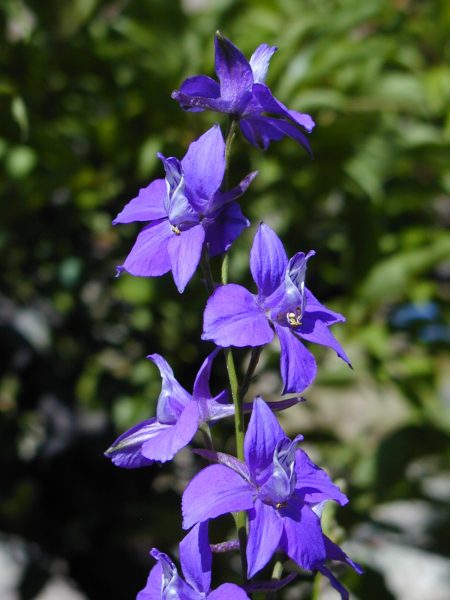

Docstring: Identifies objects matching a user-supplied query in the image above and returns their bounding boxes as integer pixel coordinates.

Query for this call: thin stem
[312,571,321,600]
[266,556,283,600]
[239,347,263,398]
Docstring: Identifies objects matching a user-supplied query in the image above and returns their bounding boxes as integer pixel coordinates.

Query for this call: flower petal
[323,536,363,574]
[181,125,225,207]
[275,324,317,394]
[317,566,350,600]
[252,84,315,132]
[205,202,250,257]
[136,562,163,600]
[176,75,220,103]
[148,354,192,423]
[104,418,159,469]
[208,583,250,600]
[297,318,351,366]
[295,449,348,506]
[280,502,326,570]
[117,219,172,277]
[211,170,258,212]
[304,288,345,324]
[247,499,283,577]
[244,397,286,485]
[179,523,211,594]
[182,464,254,530]
[113,178,167,224]
[214,33,253,106]
[192,348,221,400]
[202,284,273,348]
[141,400,199,463]
[171,89,234,113]
[250,223,288,299]
[168,224,205,293]
[249,44,277,84]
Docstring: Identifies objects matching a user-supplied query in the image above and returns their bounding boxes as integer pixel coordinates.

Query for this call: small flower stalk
[106,32,361,599]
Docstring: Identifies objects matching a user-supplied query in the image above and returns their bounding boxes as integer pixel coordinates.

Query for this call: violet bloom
[114,124,256,292]
[202,223,351,394]
[138,522,249,600]
[172,32,315,152]
[182,398,350,580]
[105,350,233,468]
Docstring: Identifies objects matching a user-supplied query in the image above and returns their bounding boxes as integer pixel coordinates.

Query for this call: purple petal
[168,224,205,293]
[304,288,345,325]
[244,397,286,485]
[148,354,192,423]
[245,573,297,594]
[297,318,351,366]
[240,114,312,154]
[208,583,250,600]
[249,44,277,84]
[148,550,198,599]
[171,89,235,113]
[250,223,288,299]
[200,392,234,422]
[180,523,211,594]
[118,219,172,277]
[280,503,326,570]
[182,464,254,530]
[141,401,199,463]
[211,171,258,212]
[194,449,251,482]
[247,499,283,577]
[181,125,225,207]
[295,450,348,506]
[205,202,250,257]
[136,562,163,600]
[202,284,273,348]
[317,566,350,600]
[192,349,220,400]
[275,324,317,394]
[252,84,315,132]
[323,536,363,574]
[214,33,253,107]
[157,154,199,229]
[104,418,159,469]
[113,179,167,225]
[176,75,220,103]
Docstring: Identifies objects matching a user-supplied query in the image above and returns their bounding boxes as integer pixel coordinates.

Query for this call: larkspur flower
[182,397,359,595]
[172,32,315,152]
[105,350,233,468]
[138,522,249,600]
[114,124,256,292]
[202,223,351,394]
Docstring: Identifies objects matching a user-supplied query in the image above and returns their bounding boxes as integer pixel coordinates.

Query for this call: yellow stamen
[171,225,181,235]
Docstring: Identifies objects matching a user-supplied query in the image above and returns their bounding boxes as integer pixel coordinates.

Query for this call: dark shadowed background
[1,0,449,598]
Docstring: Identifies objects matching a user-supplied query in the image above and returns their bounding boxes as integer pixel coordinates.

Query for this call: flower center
[286,307,302,327]
[171,225,181,235]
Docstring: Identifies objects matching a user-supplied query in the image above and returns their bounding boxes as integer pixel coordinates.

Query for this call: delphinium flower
[105,350,234,468]
[202,223,351,394]
[172,32,315,152]
[114,124,257,292]
[137,522,249,600]
[182,397,359,596]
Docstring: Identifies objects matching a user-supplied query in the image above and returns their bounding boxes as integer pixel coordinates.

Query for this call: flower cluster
[106,32,361,599]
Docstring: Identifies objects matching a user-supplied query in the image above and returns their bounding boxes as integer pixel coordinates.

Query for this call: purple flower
[202,223,351,394]
[105,350,234,468]
[137,522,249,600]
[172,32,315,152]
[114,124,256,292]
[182,397,349,579]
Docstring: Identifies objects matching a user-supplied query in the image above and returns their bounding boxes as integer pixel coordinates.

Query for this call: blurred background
[1,0,449,598]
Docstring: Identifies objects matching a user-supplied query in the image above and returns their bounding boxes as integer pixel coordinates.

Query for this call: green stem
[312,571,321,600]
[239,347,263,398]
[266,556,283,600]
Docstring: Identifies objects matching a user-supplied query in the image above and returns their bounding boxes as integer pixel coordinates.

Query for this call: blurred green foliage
[0,0,449,598]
